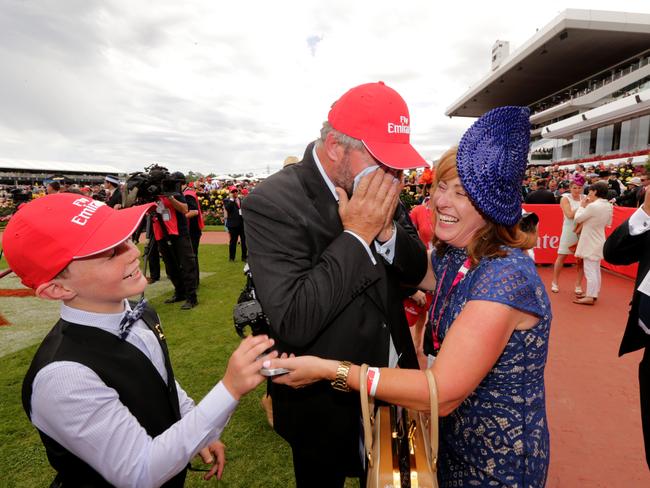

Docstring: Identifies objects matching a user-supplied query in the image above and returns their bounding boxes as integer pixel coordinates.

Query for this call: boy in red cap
[3,193,275,488]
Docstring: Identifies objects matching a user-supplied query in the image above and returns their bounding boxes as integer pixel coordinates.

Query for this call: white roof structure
[446,9,650,117]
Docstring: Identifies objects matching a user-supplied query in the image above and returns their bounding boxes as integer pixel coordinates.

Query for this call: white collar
[60,299,131,332]
[312,145,339,202]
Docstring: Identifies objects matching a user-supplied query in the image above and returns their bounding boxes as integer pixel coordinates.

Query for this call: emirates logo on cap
[71,197,106,226]
[388,115,410,134]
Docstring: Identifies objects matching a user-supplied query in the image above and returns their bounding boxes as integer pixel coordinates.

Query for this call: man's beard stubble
[331,151,355,198]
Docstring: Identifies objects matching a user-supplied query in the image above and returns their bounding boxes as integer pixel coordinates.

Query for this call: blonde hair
[432,147,536,266]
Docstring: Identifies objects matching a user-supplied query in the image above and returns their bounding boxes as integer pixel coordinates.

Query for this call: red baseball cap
[229,186,238,192]
[2,193,155,289]
[327,82,427,170]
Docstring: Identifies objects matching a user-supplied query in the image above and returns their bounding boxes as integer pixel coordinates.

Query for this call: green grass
[203,224,225,232]
[0,245,297,487]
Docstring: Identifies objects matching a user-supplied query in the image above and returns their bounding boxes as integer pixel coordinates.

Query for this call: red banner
[522,204,638,279]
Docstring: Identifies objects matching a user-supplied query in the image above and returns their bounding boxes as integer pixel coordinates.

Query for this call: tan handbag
[360,364,439,488]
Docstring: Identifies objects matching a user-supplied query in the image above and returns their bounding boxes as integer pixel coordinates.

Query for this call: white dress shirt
[30,301,237,488]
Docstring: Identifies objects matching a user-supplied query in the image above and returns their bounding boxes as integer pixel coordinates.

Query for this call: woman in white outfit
[551,175,586,293]
[573,181,614,305]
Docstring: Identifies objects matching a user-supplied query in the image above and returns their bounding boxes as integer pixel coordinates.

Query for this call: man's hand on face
[336,168,401,245]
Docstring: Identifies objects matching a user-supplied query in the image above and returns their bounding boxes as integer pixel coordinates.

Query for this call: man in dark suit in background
[223,186,247,261]
[525,178,557,204]
[242,82,428,487]
[604,187,650,469]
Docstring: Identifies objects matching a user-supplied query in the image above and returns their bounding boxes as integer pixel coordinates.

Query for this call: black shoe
[164,294,185,304]
[180,298,198,310]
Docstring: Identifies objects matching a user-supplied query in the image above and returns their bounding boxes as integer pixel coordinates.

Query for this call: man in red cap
[242,82,428,486]
[3,193,276,487]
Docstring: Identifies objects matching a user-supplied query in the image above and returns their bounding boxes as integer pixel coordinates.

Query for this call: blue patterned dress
[424,246,551,487]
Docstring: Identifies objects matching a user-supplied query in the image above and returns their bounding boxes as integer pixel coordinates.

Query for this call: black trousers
[292,448,349,488]
[147,238,160,281]
[189,231,201,286]
[157,234,197,299]
[640,347,650,470]
[228,225,247,261]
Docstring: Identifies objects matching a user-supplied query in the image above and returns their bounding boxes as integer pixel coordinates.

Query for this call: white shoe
[551,282,559,293]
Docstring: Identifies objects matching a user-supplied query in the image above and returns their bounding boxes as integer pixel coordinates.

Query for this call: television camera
[122,164,185,208]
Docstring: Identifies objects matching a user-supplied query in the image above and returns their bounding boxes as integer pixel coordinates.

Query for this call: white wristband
[367,367,381,397]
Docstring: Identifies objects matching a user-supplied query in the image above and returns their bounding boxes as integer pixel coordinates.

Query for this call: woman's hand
[265,355,337,388]
[410,290,427,307]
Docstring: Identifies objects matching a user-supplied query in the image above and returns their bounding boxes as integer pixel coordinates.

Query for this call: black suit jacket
[525,189,557,204]
[603,216,650,356]
[242,142,427,466]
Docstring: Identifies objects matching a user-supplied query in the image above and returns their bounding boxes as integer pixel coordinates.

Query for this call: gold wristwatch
[331,361,352,392]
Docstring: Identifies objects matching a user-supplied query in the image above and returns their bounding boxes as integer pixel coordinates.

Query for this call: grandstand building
[0,159,124,185]
[446,9,650,168]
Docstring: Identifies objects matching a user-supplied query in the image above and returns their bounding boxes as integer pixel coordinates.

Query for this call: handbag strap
[425,369,439,472]
[359,363,375,467]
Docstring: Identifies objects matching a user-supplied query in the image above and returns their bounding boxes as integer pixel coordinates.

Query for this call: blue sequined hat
[456,106,530,227]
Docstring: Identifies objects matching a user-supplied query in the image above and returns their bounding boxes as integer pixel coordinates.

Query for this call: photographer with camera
[152,173,199,310]
[123,165,199,310]
[183,180,204,286]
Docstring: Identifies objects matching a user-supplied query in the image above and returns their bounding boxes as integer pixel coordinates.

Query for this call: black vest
[22,304,187,488]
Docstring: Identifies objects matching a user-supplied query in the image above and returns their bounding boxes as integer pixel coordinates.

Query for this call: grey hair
[317,121,364,151]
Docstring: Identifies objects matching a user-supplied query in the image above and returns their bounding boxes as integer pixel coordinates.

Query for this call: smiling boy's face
[56,240,147,313]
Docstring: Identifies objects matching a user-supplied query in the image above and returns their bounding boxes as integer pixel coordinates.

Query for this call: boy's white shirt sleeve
[30,363,237,488]
[175,381,196,416]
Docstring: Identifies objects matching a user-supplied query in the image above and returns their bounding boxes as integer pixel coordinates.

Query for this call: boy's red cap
[2,193,155,289]
[327,82,427,170]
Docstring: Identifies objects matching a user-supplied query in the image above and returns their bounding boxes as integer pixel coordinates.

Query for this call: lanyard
[431,256,471,351]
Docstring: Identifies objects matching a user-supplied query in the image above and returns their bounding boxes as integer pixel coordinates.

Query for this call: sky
[1,0,649,176]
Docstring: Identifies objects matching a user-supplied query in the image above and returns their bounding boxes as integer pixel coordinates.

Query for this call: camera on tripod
[233,264,271,338]
[122,164,185,207]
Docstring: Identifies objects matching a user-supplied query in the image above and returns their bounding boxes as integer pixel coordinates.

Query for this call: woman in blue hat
[268,107,551,487]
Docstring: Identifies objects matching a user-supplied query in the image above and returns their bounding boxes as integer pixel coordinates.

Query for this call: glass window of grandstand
[573,131,591,159]
[611,122,622,152]
[596,125,613,155]
[620,119,639,152]
[589,129,597,155]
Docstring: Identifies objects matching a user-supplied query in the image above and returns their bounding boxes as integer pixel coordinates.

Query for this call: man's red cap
[2,193,155,289]
[327,82,427,170]
[229,186,238,192]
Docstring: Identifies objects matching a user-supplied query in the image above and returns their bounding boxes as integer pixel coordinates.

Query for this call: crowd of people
[523,161,648,207]
[2,81,649,488]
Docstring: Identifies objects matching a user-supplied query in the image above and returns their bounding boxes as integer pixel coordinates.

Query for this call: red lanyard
[431,257,471,351]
